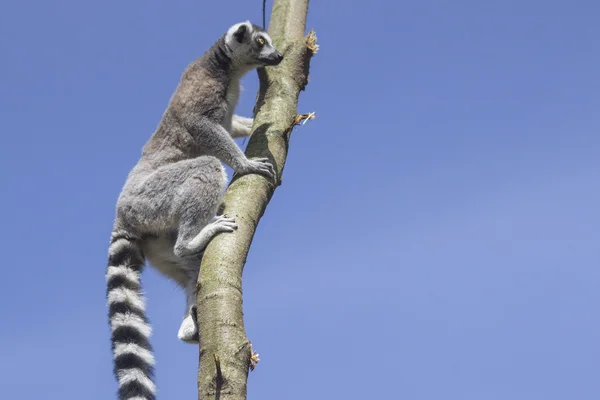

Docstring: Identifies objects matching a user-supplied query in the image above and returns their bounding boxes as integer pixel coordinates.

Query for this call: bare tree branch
[196,1,316,399]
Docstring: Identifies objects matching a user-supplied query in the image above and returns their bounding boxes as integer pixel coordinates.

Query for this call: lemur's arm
[231,115,253,138]
[190,117,274,178]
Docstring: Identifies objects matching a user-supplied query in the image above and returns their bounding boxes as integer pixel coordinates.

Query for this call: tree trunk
[196,1,316,399]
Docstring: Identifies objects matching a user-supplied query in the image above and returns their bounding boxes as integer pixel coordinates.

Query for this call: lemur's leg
[130,155,236,261]
[152,157,236,258]
[178,266,202,343]
[230,115,254,138]
[164,157,236,343]
[144,238,209,343]
[177,215,238,344]
[133,156,237,343]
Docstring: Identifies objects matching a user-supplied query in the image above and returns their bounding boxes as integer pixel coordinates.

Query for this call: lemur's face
[225,22,284,67]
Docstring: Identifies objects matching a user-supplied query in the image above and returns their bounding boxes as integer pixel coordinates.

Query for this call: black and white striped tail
[106,231,156,400]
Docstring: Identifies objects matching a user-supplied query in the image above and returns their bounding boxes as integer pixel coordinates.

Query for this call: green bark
[196,1,315,399]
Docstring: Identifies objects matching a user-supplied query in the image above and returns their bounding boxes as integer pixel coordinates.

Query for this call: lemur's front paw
[240,117,254,129]
[178,308,199,344]
[243,158,275,179]
[209,215,238,233]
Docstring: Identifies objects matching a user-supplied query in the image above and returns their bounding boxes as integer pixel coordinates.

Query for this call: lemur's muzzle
[261,51,284,66]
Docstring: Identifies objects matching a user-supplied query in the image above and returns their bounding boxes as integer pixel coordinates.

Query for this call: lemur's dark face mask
[252,34,283,66]
[258,48,284,66]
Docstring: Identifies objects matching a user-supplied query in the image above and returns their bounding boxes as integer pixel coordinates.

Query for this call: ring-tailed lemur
[106,21,283,400]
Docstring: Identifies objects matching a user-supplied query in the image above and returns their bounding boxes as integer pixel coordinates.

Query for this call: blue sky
[1,0,599,399]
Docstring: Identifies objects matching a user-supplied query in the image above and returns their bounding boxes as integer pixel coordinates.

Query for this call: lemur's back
[139,41,233,171]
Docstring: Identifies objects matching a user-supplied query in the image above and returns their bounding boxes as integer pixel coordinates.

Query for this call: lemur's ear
[233,24,247,43]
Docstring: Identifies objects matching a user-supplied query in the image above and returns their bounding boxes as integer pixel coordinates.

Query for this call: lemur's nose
[271,51,284,64]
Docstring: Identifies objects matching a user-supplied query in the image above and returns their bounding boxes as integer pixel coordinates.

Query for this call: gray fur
[106,21,283,400]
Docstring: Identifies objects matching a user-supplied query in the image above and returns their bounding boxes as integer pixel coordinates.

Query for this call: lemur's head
[224,21,284,68]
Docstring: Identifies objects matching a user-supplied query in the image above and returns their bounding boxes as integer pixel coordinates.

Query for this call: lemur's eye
[256,37,265,46]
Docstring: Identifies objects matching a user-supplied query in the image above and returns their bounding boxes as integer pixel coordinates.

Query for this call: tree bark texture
[196,1,316,399]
